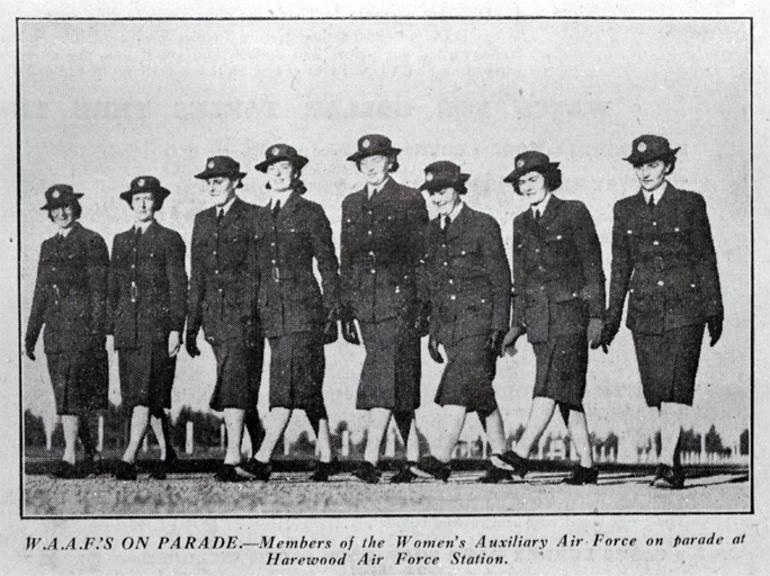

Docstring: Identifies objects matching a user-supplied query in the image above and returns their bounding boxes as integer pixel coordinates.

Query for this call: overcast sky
[18,18,750,448]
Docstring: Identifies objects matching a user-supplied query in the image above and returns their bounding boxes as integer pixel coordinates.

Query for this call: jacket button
[271,260,276,264]
[540,286,545,291]
[535,248,540,253]
[556,235,562,240]
[630,288,634,293]
[539,266,545,271]
[448,279,454,284]
[657,280,664,286]
[653,240,659,246]
[368,230,372,235]
[271,242,275,246]
[368,251,374,257]
[461,250,466,255]
[653,222,657,226]
[371,269,376,274]
[213,250,217,255]
[368,211,372,216]
[675,227,680,232]
[572,292,577,297]
[131,264,135,269]
[218,288,223,292]
[443,262,448,266]
[442,244,446,248]
[215,270,219,274]
[450,295,456,300]
[627,230,633,234]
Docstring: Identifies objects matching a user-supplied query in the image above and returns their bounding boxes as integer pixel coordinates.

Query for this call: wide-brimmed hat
[623,135,680,166]
[195,156,247,187]
[503,151,560,184]
[346,134,402,163]
[254,144,309,173]
[119,176,171,210]
[40,184,83,210]
[419,161,471,193]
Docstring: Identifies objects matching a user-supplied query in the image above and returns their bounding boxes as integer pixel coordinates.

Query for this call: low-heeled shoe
[390,462,418,484]
[650,463,685,489]
[352,461,381,484]
[240,459,272,481]
[495,451,531,478]
[562,466,599,485]
[310,458,341,482]
[114,460,138,481]
[51,461,88,479]
[477,466,513,484]
[413,456,451,482]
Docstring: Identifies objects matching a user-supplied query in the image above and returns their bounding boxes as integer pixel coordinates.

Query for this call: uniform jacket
[187,197,259,345]
[512,195,605,344]
[109,221,187,348]
[419,205,511,345]
[254,192,340,338]
[25,222,110,354]
[340,178,428,323]
[607,182,723,335]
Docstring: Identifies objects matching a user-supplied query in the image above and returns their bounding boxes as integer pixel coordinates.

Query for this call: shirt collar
[444,200,464,224]
[134,219,153,233]
[58,224,75,238]
[641,181,667,205]
[270,189,292,209]
[531,192,552,217]
[217,194,238,215]
[367,177,391,199]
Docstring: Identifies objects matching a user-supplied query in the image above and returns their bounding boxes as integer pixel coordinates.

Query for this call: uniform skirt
[46,348,109,415]
[532,332,588,411]
[118,344,176,413]
[209,339,263,412]
[357,317,421,411]
[268,332,326,414]
[632,324,705,408]
[435,335,497,416]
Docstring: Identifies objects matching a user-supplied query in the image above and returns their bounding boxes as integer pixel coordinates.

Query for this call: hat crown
[265,144,298,159]
[358,134,392,153]
[45,184,74,200]
[625,134,678,164]
[425,160,463,179]
[206,155,240,173]
[514,151,552,173]
[130,175,161,191]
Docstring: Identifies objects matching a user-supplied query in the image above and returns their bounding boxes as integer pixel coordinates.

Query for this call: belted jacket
[606,183,723,335]
[512,196,605,343]
[419,205,511,345]
[253,192,340,338]
[25,222,110,354]
[187,197,259,345]
[340,178,428,323]
[109,221,187,348]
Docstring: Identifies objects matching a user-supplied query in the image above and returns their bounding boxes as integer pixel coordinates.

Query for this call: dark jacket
[187,197,259,345]
[419,205,511,345]
[254,192,340,338]
[340,178,428,323]
[25,222,110,354]
[606,183,723,335]
[512,195,605,343]
[109,221,187,348]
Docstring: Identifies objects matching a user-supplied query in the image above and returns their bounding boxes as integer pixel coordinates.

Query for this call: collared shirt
[530,192,552,219]
[134,219,153,234]
[642,181,667,206]
[269,189,292,209]
[367,177,391,200]
[442,200,465,229]
[58,225,75,238]
[216,194,238,217]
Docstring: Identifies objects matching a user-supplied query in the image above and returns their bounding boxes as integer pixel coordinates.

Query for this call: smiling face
[430,186,461,216]
[634,159,670,192]
[266,161,296,193]
[206,176,238,207]
[358,154,392,187]
[50,204,75,230]
[131,192,156,223]
[516,170,550,206]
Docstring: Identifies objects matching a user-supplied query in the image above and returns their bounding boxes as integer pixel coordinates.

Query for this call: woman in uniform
[501,151,606,485]
[340,134,429,484]
[601,135,723,489]
[410,162,514,483]
[25,184,109,478]
[109,176,187,480]
[242,144,340,482]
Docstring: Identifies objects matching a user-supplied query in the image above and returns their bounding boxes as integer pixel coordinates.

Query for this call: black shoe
[477,466,513,484]
[390,462,418,484]
[114,461,138,481]
[563,466,599,485]
[51,461,88,479]
[310,458,340,482]
[215,464,251,483]
[241,459,272,481]
[413,456,451,482]
[352,462,381,484]
[494,451,530,478]
[650,463,684,489]
[149,460,168,480]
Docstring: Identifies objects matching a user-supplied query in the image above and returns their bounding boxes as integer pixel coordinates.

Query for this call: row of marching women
[24,133,723,489]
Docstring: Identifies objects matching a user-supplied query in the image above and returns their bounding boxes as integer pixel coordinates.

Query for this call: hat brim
[40,193,84,210]
[346,147,402,163]
[623,147,680,166]
[194,169,248,181]
[120,187,171,204]
[255,155,309,173]
[419,173,471,192]
[503,162,560,184]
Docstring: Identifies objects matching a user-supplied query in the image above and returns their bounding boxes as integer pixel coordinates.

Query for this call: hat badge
[362,139,370,149]
[207,160,215,169]
[637,142,647,152]
[426,172,434,182]
[51,189,60,199]
[516,159,525,169]
[272,147,280,156]
[138,178,145,187]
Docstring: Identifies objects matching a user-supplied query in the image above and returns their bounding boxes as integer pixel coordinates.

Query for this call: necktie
[217,209,224,226]
[443,215,451,232]
[534,210,541,224]
[648,194,655,213]
[135,227,143,240]
[369,187,378,202]
[272,201,281,220]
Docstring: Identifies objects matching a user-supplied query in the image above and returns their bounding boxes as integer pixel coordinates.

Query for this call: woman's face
[131,192,156,223]
[266,161,296,193]
[358,154,391,187]
[517,171,549,206]
[634,159,669,192]
[50,205,75,230]
[206,176,237,207]
[430,186,461,216]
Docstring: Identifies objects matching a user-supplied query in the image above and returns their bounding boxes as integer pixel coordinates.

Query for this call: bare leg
[514,397,557,458]
[659,402,688,466]
[405,419,420,462]
[434,405,467,462]
[364,408,392,464]
[483,408,507,455]
[122,406,150,464]
[149,415,166,461]
[254,407,292,463]
[315,418,333,463]
[566,409,594,468]
[223,408,245,465]
[61,415,79,464]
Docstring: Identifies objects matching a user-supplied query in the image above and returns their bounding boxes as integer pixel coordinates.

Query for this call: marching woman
[242,144,340,482]
[411,162,514,483]
[109,176,187,480]
[501,151,606,485]
[340,134,429,484]
[601,135,723,489]
[25,185,110,478]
